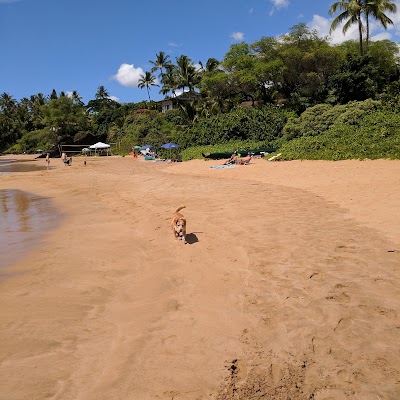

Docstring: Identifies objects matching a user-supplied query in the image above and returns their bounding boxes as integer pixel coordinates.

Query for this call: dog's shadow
[185,232,200,244]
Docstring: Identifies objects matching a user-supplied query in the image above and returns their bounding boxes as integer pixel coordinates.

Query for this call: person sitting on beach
[238,152,252,165]
[63,156,72,166]
[224,152,238,165]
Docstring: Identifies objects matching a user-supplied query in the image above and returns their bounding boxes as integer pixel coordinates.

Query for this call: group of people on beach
[45,153,72,168]
[224,151,252,165]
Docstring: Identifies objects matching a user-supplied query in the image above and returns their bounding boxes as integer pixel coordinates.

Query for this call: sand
[0,155,399,400]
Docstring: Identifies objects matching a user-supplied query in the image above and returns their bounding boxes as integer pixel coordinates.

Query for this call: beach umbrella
[140,145,153,150]
[36,149,43,153]
[161,142,180,149]
[133,145,141,149]
[161,142,180,160]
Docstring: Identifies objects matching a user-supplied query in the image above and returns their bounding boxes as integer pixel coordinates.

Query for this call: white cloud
[66,91,73,98]
[231,31,244,41]
[108,95,120,103]
[271,0,289,8]
[309,14,361,44]
[168,42,181,47]
[249,7,254,15]
[173,90,184,97]
[269,0,289,15]
[371,32,392,41]
[113,63,145,87]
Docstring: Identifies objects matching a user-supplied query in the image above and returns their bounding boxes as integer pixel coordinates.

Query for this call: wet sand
[0,155,399,400]
[0,189,60,276]
[0,157,47,173]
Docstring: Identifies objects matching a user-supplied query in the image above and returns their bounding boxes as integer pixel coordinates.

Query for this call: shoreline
[0,189,61,276]
[0,156,399,399]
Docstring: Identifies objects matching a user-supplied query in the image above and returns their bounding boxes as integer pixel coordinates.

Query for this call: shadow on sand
[185,232,200,244]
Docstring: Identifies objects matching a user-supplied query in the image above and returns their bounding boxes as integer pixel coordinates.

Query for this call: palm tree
[29,94,47,129]
[0,92,16,112]
[330,0,364,55]
[71,90,84,106]
[363,0,397,50]
[50,89,58,100]
[160,64,178,97]
[0,93,19,148]
[95,86,109,100]
[138,71,159,101]
[150,51,172,79]
[175,55,200,93]
[199,58,220,74]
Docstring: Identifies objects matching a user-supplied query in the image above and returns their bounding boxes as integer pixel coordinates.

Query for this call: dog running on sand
[171,206,187,244]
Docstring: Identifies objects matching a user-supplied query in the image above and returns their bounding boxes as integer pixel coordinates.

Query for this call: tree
[95,85,110,100]
[150,51,172,80]
[199,58,220,74]
[279,25,345,110]
[71,91,84,106]
[160,64,178,97]
[175,55,199,93]
[86,95,120,141]
[50,89,58,100]
[42,96,89,144]
[330,0,364,55]
[363,0,397,51]
[329,53,379,103]
[0,93,20,150]
[138,71,158,101]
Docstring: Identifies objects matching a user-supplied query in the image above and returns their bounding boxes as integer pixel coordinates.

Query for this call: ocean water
[0,190,60,276]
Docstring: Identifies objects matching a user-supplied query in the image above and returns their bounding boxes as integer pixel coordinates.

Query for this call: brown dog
[171,206,187,244]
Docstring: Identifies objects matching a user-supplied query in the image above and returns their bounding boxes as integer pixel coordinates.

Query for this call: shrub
[281,99,381,142]
[279,109,400,160]
[181,105,288,148]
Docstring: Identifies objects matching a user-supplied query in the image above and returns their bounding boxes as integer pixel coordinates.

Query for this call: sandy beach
[0,155,399,400]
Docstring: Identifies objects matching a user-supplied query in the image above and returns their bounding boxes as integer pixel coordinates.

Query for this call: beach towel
[210,164,238,169]
[268,153,282,161]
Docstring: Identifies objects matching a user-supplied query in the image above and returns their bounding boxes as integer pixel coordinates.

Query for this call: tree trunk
[358,13,364,56]
[365,12,370,52]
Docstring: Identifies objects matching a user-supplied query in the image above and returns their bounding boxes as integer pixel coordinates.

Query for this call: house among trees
[161,92,201,113]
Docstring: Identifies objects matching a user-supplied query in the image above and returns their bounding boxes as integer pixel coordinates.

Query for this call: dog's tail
[175,205,186,213]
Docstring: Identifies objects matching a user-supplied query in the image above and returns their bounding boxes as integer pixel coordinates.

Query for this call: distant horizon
[2,0,400,104]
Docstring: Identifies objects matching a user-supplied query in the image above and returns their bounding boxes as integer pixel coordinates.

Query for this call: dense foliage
[1,17,400,160]
[176,105,289,148]
[280,105,400,160]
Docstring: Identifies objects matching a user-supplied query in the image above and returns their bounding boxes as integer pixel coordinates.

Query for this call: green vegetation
[280,107,400,160]
[1,3,400,160]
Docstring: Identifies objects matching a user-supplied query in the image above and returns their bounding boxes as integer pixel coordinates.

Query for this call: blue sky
[1,0,399,104]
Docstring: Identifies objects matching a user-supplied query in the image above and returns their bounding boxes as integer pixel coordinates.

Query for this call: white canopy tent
[89,142,110,149]
[89,142,111,156]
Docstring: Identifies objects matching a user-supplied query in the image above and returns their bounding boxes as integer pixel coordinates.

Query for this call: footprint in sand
[334,317,353,332]
[325,292,351,303]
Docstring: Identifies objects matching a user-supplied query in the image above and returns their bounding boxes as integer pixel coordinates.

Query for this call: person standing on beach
[45,153,50,169]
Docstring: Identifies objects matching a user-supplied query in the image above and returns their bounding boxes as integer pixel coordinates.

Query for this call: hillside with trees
[1,1,400,160]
